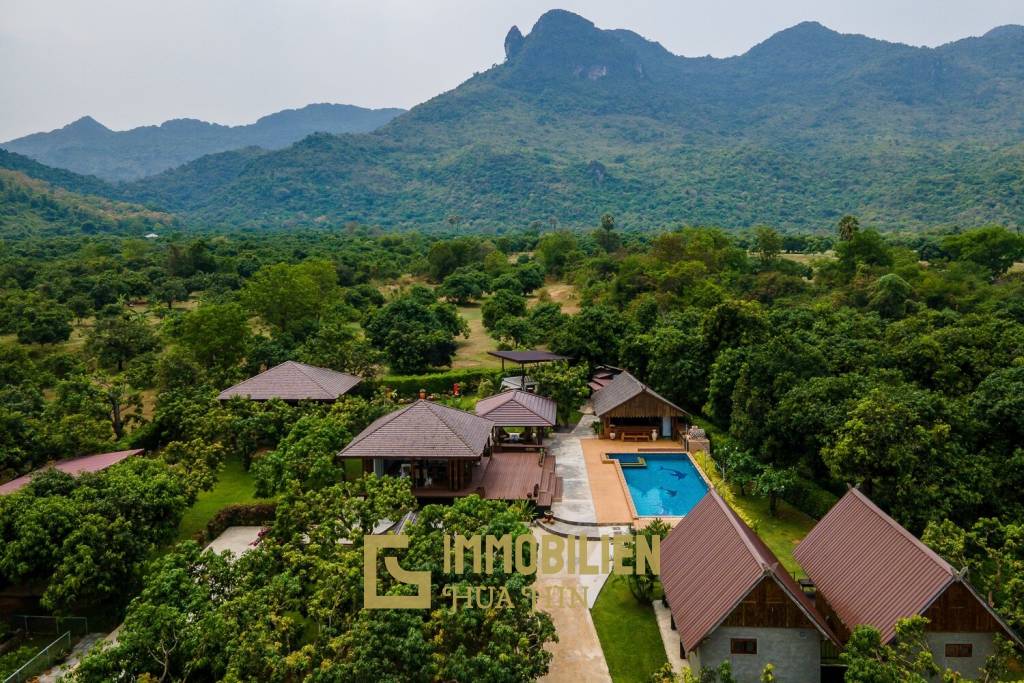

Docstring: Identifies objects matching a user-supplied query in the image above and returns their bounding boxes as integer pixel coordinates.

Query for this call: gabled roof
[0,449,143,495]
[794,488,1023,646]
[338,400,494,460]
[474,390,557,427]
[487,350,568,363]
[661,490,837,651]
[218,361,361,401]
[591,370,688,417]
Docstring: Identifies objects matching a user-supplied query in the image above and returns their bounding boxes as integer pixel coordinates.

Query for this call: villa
[661,489,839,681]
[591,370,690,441]
[337,399,560,505]
[218,361,361,403]
[794,488,1024,678]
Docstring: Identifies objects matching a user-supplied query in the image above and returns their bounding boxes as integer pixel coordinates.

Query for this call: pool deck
[579,438,699,525]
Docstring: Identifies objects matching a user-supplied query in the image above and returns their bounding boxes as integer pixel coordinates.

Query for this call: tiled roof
[794,488,1022,645]
[0,449,143,495]
[338,400,493,460]
[218,361,361,401]
[661,490,836,651]
[474,390,557,427]
[590,370,688,417]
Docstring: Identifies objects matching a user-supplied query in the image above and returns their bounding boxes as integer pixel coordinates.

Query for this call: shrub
[377,368,502,398]
[782,477,840,519]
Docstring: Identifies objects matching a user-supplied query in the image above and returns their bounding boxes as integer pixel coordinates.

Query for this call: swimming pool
[607,452,708,517]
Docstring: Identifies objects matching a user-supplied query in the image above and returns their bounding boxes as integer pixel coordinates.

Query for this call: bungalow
[337,399,559,505]
[0,449,144,495]
[591,370,689,441]
[661,490,838,681]
[217,361,361,403]
[474,389,557,451]
[794,489,1024,678]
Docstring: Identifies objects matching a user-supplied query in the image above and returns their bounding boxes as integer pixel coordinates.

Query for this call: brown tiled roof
[487,350,568,363]
[474,390,556,427]
[661,490,836,651]
[218,361,361,401]
[794,488,1022,645]
[590,370,688,417]
[338,400,493,460]
[0,449,143,495]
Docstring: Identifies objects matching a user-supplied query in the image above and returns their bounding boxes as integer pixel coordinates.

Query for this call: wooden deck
[411,452,561,505]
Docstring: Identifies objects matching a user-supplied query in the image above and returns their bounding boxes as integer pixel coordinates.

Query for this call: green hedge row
[783,477,840,520]
[192,501,278,547]
[377,368,503,398]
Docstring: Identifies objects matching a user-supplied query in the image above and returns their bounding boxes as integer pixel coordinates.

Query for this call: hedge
[377,368,502,398]
[192,501,277,546]
[783,477,840,520]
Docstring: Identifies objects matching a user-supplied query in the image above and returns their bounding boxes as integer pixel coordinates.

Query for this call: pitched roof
[591,370,688,417]
[661,490,836,651]
[487,350,568,363]
[794,488,1022,646]
[338,400,494,460]
[474,390,557,427]
[0,449,143,495]
[218,361,361,401]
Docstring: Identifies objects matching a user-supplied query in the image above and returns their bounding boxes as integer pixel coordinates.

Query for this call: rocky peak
[504,25,525,61]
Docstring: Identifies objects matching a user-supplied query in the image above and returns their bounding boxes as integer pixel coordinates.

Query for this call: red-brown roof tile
[661,490,836,651]
[591,370,688,417]
[0,449,143,495]
[218,361,361,401]
[474,390,556,427]
[338,400,493,460]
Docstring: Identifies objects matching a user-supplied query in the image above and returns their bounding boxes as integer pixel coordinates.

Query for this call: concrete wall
[925,632,996,679]
[689,626,821,682]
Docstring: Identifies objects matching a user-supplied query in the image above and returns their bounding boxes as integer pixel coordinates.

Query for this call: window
[945,643,973,658]
[730,638,758,655]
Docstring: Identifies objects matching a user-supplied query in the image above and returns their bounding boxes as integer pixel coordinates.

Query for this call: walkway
[548,415,599,523]
[204,525,265,556]
[653,599,688,674]
[36,633,106,683]
[534,528,612,683]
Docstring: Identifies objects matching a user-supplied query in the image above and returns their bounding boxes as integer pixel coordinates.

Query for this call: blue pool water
[608,453,708,517]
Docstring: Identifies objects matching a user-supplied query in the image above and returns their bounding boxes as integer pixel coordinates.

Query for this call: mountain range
[1,103,405,181]
[3,10,1024,232]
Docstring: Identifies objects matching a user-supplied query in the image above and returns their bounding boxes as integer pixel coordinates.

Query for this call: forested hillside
[8,10,1021,232]
[1,103,405,181]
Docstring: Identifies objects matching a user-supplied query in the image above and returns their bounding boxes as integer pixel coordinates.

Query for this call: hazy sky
[3,0,1024,141]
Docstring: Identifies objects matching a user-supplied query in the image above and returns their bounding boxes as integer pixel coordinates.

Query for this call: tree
[364,291,467,373]
[297,319,382,378]
[531,361,589,425]
[593,213,621,253]
[753,226,782,263]
[941,226,1024,278]
[482,289,527,331]
[535,231,578,277]
[626,518,669,603]
[838,214,860,241]
[753,465,798,516]
[93,374,144,439]
[85,309,159,371]
[177,302,251,372]
[493,316,537,348]
[551,305,627,367]
[152,277,188,309]
[16,302,73,345]
[841,616,954,682]
[869,274,913,319]
[240,262,334,338]
[438,270,486,305]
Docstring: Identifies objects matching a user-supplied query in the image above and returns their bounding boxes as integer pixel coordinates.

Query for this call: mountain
[6,11,1024,231]
[0,164,176,239]
[1,103,405,181]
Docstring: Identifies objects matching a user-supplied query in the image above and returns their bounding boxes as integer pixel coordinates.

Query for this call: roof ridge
[848,488,955,577]
[342,400,419,451]
[426,400,492,453]
[288,361,337,397]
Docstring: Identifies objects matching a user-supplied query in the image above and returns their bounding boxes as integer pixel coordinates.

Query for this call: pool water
[608,453,708,517]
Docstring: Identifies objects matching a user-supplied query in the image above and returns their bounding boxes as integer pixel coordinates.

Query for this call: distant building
[218,361,361,403]
[795,489,1024,678]
[0,449,144,495]
[144,232,159,239]
[661,490,838,681]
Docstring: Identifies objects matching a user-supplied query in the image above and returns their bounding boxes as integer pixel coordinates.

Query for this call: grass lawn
[730,494,816,577]
[175,457,260,542]
[453,303,501,369]
[591,575,667,683]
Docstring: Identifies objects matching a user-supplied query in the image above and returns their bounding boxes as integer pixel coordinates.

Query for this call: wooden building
[591,370,689,440]
[661,490,838,681]
[794,489,1024,678]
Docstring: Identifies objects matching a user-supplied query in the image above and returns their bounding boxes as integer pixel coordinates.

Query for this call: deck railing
[2,631,71,683]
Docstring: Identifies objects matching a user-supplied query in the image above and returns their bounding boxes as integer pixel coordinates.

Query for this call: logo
[363,534,431,609]
[362,532,659,610]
